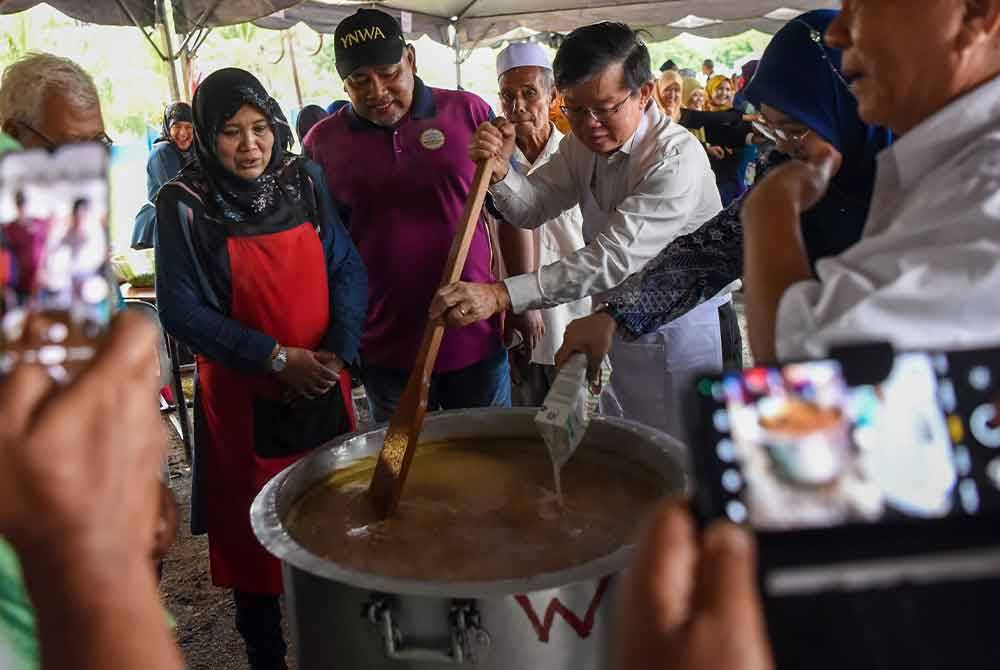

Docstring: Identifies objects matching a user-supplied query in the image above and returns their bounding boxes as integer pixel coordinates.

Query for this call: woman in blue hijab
[555,9,893,370]
[744,12,892,265]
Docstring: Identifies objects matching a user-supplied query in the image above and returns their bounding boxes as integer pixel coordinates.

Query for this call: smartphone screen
[0,144,112,381]
[694,350,1000,534]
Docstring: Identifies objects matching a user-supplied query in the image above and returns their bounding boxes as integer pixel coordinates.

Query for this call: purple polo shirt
[304,78,501,373]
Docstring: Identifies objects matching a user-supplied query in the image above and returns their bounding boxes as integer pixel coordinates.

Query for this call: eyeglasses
[751,118,811,147]
[16,121,114,150]
[560,92,635,124]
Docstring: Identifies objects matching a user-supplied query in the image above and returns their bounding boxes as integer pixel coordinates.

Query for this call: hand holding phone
[691,346,1000,579]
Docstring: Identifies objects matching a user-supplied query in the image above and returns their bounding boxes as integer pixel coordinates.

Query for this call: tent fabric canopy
[254,1,450,43]
[0,0,302,30]
[254,1,839,45]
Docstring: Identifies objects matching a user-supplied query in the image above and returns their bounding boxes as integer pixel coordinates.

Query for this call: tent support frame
[113,0,219,101]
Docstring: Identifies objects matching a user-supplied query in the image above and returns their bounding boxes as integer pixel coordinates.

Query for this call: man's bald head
[0,53,105,149]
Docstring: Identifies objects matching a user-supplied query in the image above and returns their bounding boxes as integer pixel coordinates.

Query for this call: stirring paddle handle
[369,160,495,519]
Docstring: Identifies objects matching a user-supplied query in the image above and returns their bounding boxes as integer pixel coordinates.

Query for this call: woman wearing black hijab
[155,68,367,669]
[295,104,328,146]
[131,102,194,249]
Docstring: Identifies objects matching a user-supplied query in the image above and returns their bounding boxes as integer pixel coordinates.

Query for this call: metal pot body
[252,408,689,670]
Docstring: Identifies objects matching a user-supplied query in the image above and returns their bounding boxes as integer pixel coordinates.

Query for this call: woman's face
[759,103,843,172]
[712,81,734,107]
[215,105,274,181]
[169,121,193,151]
[660,82,682,115]
[688,89,706,111]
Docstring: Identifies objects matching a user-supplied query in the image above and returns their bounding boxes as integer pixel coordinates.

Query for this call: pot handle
[364,597,492,664]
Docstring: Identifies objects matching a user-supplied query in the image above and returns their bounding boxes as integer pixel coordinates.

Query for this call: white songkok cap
[496,42,552,78]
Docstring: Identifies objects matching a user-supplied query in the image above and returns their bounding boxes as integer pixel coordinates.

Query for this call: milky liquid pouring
[535,353,612,511]
[284,439,663,582]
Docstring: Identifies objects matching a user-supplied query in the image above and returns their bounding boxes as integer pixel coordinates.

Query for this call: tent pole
[286,31,304,109]
[453,28,462,89]
[181,52,194,101]
[156,0,183,102]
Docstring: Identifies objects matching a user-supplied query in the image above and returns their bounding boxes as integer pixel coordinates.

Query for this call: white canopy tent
[254,1,840,45]
[0,0,302,31]
[253,1,839,86]
[0,1,841,91]
[0,0,304,99]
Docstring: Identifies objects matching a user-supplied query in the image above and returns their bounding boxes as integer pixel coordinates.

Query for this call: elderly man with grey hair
[0,52,111,149]
[494,42,591,406]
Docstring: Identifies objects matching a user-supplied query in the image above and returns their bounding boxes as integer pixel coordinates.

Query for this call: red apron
[196,221,352,594]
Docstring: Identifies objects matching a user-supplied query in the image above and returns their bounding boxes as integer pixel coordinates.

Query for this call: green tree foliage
[646,31,772,76]
[315,38,338,76]
[647,40,706,73]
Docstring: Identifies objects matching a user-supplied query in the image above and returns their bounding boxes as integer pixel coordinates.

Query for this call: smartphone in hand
[690,345,1000,590]
[0,144,111,381]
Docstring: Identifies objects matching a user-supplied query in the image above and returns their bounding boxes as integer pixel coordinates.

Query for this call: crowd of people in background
[2,0,1000,668]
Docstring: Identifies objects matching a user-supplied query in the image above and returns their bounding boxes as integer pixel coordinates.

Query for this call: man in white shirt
[432,22,734,440]
[493,43,592,405]
[741,0,1000,363]
[614,4,1000,670]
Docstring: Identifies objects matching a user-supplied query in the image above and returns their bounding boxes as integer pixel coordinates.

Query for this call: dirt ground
[159,425,296,670]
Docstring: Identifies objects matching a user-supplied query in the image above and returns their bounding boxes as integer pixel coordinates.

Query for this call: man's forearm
[489,162,580,232]
[22,545,182,670]
[497,221,536,277]
[743,194,811,364]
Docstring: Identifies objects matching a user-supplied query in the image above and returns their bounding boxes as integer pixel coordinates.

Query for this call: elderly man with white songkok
[493,42,591,406]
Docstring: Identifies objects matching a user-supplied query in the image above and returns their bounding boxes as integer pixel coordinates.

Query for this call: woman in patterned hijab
[155,67,367,670]
[182,67,304,226]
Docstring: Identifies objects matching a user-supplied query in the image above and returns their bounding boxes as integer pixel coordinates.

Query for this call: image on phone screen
[704,353,972,531]
[0,144,111,380]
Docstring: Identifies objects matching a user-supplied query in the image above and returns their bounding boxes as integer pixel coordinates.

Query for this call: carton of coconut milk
[535,354,612,503]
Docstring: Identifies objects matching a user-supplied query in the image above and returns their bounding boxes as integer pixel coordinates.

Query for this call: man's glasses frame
[751,118,812,149]
[560,91,636,124]
[15,120,113,149]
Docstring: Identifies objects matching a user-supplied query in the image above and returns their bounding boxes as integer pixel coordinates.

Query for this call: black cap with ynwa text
[334,9,406,79]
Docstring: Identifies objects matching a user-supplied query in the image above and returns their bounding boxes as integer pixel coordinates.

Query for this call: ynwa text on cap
[341,26,386,48]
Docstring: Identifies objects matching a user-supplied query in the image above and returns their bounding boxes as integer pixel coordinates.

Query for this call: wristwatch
[270,346,288,373]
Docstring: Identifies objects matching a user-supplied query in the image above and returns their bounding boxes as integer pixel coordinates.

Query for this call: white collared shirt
[510,125,592,366]
[777,73,1000,360]
[492,102,723,314]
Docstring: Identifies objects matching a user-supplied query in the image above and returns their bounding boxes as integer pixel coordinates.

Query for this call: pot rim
[251,408,689,598]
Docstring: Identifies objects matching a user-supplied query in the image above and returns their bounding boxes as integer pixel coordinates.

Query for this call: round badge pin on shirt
[420,128,446,150]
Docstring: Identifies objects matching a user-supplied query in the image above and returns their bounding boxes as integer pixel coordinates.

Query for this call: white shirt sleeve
[488,137,583,232]
[504,142,710,313]
[776,219,1000,360]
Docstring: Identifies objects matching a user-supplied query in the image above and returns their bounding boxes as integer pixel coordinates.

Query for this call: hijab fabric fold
[296,104,329,145]
[179,67,305,227]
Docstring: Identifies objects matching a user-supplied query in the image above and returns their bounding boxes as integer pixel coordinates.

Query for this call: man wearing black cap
[304,9,511,423]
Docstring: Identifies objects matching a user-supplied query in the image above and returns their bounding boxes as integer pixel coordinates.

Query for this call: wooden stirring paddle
[368,160,495,519]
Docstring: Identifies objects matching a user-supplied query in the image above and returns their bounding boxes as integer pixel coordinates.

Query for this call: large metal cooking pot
[252,408,688,670]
